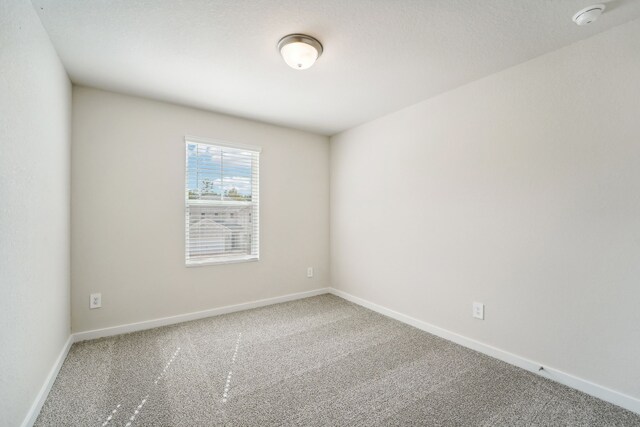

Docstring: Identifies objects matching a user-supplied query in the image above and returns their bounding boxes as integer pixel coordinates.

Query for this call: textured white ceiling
[32,0,640,135]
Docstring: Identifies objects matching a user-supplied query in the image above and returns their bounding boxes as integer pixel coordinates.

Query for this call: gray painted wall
[330,19,640,399]
[71,87,330,333]
[0,1,71,425]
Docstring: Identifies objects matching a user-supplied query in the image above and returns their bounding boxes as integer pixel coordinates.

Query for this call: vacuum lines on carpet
[35,295,640,426]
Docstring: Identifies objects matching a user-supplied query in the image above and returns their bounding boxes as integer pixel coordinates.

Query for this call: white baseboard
[21,335,73,427]
[328,287,640,415]
[24,288,331,425]
[24,286,639,426]
[73,287,332,342]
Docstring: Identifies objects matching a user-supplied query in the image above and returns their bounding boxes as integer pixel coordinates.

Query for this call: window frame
[184,135,261,267]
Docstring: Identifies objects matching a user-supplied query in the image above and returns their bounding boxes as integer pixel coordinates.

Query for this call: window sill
[186,255,259,267]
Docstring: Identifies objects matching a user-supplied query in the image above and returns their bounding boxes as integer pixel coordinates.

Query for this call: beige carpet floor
[35,294,640,426]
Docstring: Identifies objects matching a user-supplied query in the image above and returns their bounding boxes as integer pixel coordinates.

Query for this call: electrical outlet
[90,293,102,309]
[307,267,314,278]
[472,302,484,320]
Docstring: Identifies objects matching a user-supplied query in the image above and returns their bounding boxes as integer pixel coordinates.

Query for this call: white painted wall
[330,19,640,400]
[0,1,71,426]
[71,87,329,333]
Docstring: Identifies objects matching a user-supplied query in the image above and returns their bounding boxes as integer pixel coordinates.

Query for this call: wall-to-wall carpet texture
[36,295,639,426]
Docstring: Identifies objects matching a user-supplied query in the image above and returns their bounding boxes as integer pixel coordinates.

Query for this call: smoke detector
[573,4,606,25]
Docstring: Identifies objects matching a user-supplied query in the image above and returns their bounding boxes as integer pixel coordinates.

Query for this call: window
[185,137,260,265]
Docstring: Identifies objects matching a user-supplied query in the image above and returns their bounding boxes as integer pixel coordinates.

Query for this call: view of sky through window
[187,143,253,201]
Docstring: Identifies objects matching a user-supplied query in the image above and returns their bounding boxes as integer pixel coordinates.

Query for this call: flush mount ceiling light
[278,34,323,70]
[572,4,605,25]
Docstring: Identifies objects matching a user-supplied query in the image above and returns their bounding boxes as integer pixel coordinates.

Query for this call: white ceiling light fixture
[573,4,606,26]
[278,34,323,70]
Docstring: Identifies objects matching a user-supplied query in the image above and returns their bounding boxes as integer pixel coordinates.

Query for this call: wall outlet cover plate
[472,302,484,320]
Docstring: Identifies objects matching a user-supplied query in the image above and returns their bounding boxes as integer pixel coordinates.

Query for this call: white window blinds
[185,137,260,265]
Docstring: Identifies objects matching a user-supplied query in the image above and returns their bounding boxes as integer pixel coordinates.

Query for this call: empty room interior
[3,0,640,425]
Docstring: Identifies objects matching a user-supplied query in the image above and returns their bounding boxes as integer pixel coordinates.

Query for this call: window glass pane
[187,144,256,202]
[185,139,260,265]
[222,148,253,201]
[187,205,253,259]
[186,143,223,200]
